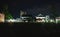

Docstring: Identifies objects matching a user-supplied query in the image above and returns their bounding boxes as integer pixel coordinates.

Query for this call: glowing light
[50,19,54,22]
[36,16,45,23]
[0,13,5,22]
[36,19,45,22]
[25,21,28,22]
[36,17,45,19]
[6,19,17,22]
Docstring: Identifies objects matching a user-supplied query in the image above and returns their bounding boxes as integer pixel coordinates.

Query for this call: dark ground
[0,23,59,37]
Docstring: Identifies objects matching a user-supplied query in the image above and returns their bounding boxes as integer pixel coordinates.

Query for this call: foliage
[2,4,13,19]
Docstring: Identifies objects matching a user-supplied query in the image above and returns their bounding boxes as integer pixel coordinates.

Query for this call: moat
[0,23,59,37]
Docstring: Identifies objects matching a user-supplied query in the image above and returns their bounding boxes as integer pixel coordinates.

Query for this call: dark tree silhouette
[2,4,13,19]
[49,3,58,18]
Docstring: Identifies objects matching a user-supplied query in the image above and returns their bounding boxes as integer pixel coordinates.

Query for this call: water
[0,23,58,37]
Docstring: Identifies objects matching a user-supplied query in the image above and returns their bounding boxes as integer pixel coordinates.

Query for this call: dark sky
[0,0,60,18]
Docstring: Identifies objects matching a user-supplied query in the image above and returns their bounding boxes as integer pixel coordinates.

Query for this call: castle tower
[20,10,27,17]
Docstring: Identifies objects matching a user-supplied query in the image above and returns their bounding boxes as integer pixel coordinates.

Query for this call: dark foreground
[0,23,60,37]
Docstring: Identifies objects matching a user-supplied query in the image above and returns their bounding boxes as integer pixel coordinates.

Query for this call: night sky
[0,0,60,18]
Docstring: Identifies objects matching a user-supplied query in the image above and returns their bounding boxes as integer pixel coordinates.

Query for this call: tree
[49,3,58,18]
[2,4,13,19]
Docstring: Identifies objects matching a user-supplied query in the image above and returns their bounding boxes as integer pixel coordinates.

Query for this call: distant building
[55,17,60,23]
[16,18,24,22]
[35,14,45,22]
[20,10,27,17]
[36,17,45,22]
[35,14,50,23]
[0,13,5,22]
[20,14,33,22]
